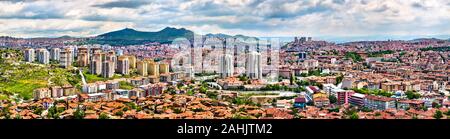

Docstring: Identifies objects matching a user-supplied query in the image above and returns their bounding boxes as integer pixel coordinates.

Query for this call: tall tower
[89,53,102,75]
[246,51,262,79]
[50,48,60,61]
[24,48,35,62]
[102,60,114,78]
[37,48,49,64]
[117,56,130,75]
[219,54,234,78]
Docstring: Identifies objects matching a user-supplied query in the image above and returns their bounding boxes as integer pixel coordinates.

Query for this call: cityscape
[0,0,449,120]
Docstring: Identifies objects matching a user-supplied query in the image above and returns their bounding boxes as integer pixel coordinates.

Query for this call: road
[76,68,87,85]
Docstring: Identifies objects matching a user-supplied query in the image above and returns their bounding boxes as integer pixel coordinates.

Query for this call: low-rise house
[364,95,396,110]
[294,96,307,109]
[313,93,329,108]
[349,93,365,107]
[33,88,51,100]
[397,99,425,110]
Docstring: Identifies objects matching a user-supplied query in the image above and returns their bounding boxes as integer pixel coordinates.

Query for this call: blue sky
[0,0,449,42]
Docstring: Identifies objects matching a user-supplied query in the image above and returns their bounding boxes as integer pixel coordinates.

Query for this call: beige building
[148,61,160,77]
[137,60,148,76]
[159,63,169,74]
[77,48,89,67]
[90,53,102,75]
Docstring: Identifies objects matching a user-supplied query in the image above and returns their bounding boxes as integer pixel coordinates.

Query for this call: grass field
[0,50,80,100]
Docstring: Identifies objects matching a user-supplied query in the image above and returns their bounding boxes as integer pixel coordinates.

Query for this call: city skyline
[0,0,449,42]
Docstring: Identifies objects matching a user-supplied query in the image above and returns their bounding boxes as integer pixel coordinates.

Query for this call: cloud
[0,0,449,39]
[92,0,151,9]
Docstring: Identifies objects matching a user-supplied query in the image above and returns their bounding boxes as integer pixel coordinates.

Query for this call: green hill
[90,27,257,46]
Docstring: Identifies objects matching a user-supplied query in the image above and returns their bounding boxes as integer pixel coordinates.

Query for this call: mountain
[92,27,258,46]
[93,27,195,45]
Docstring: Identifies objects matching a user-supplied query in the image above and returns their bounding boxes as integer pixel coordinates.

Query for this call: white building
[82,83,98,94]
[219,54,234,78]
[245,51,262,79]
[50,48,60,61]
[117,57,129,75]
[37,49,49,64]
[24,48,35,62]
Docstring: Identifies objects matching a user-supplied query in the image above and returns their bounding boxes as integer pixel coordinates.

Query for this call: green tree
[328,95,337,104]
[350,113,359,119]
[115,111,124,117]
[433,110,443,119]
[405,90,420,99]
[290,73,296,85]
[99,113,109,119]
[73,107,85,119]
[335,74,344,85]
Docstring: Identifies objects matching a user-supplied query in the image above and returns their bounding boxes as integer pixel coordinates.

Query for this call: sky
[0,0,449,42]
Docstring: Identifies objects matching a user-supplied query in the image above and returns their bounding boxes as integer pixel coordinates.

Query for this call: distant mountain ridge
[92,27,258,46]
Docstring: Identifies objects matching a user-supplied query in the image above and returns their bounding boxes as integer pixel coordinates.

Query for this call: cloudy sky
[0,0,449,41]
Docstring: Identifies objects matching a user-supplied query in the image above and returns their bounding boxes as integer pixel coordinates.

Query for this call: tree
[73,107,85,119]
[99,113,109,119]
[199,86,207,94]
[328,95,337,104]
[445,110,450,116]
[433,110,443,119]
[335,74,344,85]
[290,73,296,85]
[405,90,420,99]
[350,113,359,119]
[115,111,124,117]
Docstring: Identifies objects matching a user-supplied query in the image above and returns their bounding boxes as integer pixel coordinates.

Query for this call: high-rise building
[117,56,129,75]
[102,60,114,78]
[137,60,148,76]
[37,48,49,64]
[125,55,136,68]
[59,50,71,68]
[50,48,60,61]
[159,63,169,74]
[148,61,160,77]
[245,51,262,79]
[89,53,102,75]
[65,48,74,65]
[77,47,89,67]
[219,54,234,78]
[24,48,35,62]
[106,51,117,70]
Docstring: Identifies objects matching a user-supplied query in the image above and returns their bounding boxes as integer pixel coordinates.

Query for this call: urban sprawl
[0,35,449,119]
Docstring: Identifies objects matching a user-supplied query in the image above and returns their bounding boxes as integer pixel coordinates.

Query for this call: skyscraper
[148,61,160,77]
[159,63,169,74]
[65,48,74,65]
[106,51,117,70]
[117,56,129,75]
[246,51,262,79]
[77,47,89,67]
[102,60,114,78]
[137,60,148,76]
[37,48,49,64]
[50,48,60,61]
[219,54,234,78]
[59,50,71,68]
[125,55,136,69]
[89,53,102,75]
[24,48,35,62]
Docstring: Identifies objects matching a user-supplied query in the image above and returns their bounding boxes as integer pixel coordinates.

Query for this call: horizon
[0,0,449,42]
[2,26,450,44]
